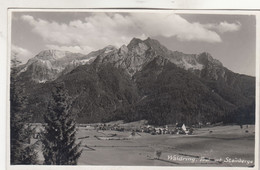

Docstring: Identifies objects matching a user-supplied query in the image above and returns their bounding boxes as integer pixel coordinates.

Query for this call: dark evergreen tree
[10,53,38,164]
[42,82,82,165]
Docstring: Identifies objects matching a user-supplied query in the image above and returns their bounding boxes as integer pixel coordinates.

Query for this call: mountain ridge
[14,37,255,125]
[17,37,249,83]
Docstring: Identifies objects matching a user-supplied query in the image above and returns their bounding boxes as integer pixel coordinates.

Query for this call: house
[140,125,154,133]
[175,123,186,134]
[85,125,95,130]
[162,128,168,134]
[155,128,163,134]
[166,124,176,134]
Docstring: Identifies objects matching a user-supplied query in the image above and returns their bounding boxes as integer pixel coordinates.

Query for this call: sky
[11,11,256,76]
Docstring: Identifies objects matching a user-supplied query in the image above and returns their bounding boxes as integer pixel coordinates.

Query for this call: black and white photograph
[8,9,258,168]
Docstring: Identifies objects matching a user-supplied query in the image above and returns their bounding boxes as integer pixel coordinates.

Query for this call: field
[72,125,255,167]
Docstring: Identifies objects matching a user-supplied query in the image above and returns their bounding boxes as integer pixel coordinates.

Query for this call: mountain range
[15,37,255,125]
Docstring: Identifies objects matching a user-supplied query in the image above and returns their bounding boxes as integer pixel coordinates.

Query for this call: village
[77,121,194,136]
[30,120,217,140]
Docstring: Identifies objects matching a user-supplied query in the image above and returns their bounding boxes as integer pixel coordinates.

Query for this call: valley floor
[36,125,255,167]
[76,125,255,167]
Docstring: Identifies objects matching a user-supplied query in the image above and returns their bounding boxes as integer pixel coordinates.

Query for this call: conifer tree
[41,82,82,165]
[10,53,38,164]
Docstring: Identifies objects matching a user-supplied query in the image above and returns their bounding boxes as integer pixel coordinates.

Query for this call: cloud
[21,13,241,54]
[11,44,33,64]
[130,13,222,43]
[21,14,137,50]
[21,15,35,24]
[204,21,241,33]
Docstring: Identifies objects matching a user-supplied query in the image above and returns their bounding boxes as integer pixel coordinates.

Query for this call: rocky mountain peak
[18,49,94,83]
[35,49,69,60]
[144,37,170,58]
[197,52,223,67]
[101,45,117,55]
[143,37,164,49]
[127,38,144,50]
[127,37,168,55]
[119,45,128,55]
